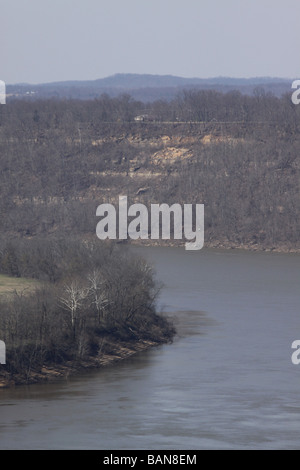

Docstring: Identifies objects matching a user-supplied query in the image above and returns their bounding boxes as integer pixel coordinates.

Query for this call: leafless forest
[0,89,299,383]
[0,89,299,249]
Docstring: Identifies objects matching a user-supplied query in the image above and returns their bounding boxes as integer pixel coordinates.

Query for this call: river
[0,246,299,450]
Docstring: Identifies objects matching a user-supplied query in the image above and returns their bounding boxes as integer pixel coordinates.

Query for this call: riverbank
[0,336,167,389]
[1,246,299,450]
[129,238,300,254]
[0,238,176,389]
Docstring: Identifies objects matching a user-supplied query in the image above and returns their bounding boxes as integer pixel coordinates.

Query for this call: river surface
[0,246,299,450]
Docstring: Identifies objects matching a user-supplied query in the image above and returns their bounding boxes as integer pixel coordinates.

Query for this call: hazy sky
[1,0,299,84]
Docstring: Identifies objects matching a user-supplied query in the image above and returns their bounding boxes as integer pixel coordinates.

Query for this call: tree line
[0,237,174,382]
[2,87,300,126]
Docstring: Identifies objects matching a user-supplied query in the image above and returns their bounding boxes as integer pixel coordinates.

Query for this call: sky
[1,0,299,84]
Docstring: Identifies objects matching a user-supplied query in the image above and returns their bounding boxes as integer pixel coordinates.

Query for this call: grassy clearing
[0,274,39,296]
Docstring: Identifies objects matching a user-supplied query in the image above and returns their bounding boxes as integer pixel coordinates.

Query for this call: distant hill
[7,73,294,102]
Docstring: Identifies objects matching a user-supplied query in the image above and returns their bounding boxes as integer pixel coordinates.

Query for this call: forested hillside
[0,89,299,251]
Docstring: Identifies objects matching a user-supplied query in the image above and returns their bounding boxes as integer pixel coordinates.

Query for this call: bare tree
[87,269,110,325]
[59,281,89,335]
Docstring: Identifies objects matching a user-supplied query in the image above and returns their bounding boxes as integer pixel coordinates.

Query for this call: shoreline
[0,337,164,389]
[129,238,300,254]
[1,241,298,389]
